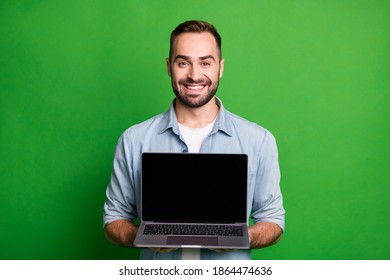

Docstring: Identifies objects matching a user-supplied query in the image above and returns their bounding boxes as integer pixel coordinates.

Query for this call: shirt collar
[158,97,233,137]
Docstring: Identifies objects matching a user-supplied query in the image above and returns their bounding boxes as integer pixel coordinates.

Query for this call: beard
[171,76,220,108]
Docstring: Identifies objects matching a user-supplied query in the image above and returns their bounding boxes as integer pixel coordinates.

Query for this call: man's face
[167,32,224,108]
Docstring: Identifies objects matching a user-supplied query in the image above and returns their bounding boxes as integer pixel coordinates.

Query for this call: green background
[1,0,389,260]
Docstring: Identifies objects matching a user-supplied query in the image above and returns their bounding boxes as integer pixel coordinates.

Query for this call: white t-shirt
[178,119,216,153]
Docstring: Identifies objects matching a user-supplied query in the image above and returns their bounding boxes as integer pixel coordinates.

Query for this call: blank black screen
[141,153,248,223]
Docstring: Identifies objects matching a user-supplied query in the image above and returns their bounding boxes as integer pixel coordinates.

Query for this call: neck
[175,97,219,128]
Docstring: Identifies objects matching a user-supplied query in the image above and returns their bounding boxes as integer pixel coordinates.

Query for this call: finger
[150,247,162,253]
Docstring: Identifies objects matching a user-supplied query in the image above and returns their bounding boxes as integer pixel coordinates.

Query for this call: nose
[188,64,202,81]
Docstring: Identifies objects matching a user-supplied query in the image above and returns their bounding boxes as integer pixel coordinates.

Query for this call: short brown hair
[169,20,222,60]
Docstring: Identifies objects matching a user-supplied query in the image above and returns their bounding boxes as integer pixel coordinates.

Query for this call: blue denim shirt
[103,98,285,260]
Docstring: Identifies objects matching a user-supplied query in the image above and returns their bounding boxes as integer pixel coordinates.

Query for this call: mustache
[178,77,211,86]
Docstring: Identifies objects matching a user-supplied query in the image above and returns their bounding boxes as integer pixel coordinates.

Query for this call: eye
[201,61,211,67]
[177,61,189,67]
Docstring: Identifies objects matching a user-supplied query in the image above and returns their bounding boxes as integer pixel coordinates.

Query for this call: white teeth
[186,85,204,90]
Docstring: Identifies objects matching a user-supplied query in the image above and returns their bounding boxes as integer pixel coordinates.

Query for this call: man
[103,20,285,260]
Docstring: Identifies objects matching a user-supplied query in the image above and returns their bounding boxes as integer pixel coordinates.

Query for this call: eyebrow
[174,55,216,62]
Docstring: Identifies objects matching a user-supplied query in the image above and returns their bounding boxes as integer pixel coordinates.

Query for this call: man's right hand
[104,219,138,247]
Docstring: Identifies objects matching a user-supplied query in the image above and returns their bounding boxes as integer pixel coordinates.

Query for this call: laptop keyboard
[143,224,243,236]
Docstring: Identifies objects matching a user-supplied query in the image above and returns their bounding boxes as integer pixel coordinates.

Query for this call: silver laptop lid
[141,153,248,224]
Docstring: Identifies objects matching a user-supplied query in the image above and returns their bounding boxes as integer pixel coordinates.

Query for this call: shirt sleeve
[103,132,138,227]
[251,130,285,231]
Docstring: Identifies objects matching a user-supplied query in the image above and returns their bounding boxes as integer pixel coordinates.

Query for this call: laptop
[134,152,250,249]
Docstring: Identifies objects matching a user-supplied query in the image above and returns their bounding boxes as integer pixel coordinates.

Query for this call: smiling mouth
[184,84,206,91]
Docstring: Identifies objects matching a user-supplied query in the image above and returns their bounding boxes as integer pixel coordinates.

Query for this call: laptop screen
[141,153,248,224]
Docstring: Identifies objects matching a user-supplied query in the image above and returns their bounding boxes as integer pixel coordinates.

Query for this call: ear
[219,58,225,78]
[166,58,172,77]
